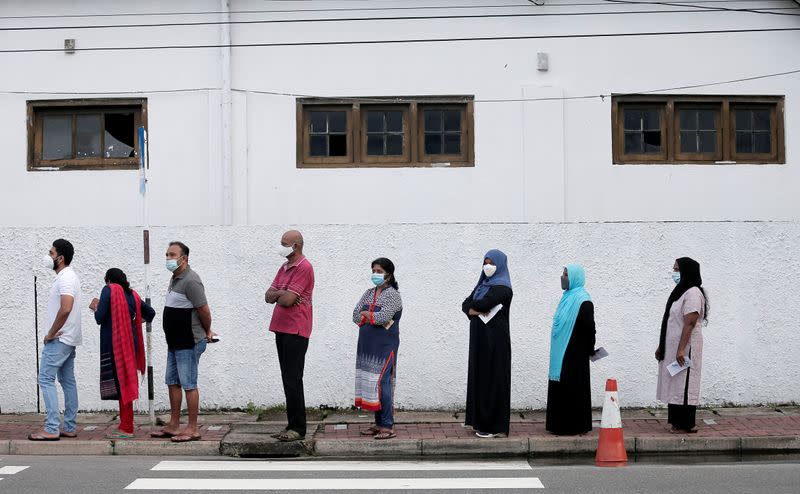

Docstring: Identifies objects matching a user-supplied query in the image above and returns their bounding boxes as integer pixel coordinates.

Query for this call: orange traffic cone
[595,378,628,467]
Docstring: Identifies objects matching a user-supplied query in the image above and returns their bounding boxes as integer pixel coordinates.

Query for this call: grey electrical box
[537,52,549,72]
[64,39,76,54]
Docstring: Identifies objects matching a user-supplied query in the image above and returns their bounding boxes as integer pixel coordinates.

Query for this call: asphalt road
[0,456,798,493]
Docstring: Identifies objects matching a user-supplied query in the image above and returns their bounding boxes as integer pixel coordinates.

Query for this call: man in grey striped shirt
[151,241,217,443]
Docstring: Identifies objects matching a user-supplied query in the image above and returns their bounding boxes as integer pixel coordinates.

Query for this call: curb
[740,436,800,452]
[422,438,528,456]
[529,436,636,455]
[315,439,421,457]
[113,440,221,456]
[3,435,800,457]
[10,440,113,456]
[635,436,741,454]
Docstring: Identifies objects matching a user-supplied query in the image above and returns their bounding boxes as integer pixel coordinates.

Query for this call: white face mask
[276,244,294,258]
[672,271,681,284]
[43,255,56,271]
[483,264,497,277]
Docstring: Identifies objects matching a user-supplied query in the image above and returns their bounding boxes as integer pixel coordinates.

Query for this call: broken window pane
[76,114,101,158]
[643,131,661,153]
[328,134,347,156]
[42,116,73,160]
[104,112,135,158]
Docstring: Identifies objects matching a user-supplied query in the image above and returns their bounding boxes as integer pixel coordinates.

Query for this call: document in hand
[590,346,609,362]
[666,358,693,377]
[478,304,503,324]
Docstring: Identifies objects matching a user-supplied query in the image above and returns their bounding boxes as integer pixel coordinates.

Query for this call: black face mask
[561,275,569,290]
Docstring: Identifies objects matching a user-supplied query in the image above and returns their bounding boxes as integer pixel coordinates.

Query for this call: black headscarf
[657,257,707,361]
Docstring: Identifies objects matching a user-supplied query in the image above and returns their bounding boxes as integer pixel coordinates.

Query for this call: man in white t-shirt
[29,239,82,441]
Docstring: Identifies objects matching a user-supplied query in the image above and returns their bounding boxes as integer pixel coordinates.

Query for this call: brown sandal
[374,431,397,440]
[171,433,202,443]
[60,431,77,438]
[360,426,380,436]
[28,431,60,441]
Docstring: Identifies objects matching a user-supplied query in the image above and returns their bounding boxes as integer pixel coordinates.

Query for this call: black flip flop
[150,430,177,438]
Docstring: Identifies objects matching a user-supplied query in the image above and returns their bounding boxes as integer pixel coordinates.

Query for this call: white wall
[1,1,799,410]
[1,222,799,412]
[0,0,798,226]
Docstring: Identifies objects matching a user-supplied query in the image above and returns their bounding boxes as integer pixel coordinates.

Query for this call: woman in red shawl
[89,268,155,439]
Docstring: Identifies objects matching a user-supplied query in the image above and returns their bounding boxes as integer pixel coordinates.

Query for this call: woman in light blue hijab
[546,264,597,436]
[461,249,513,438]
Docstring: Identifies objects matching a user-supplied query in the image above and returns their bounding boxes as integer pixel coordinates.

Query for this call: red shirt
[268,256,315,339]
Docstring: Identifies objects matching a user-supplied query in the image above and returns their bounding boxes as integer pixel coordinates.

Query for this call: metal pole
[139,126,154,425]
[34,275,40,414]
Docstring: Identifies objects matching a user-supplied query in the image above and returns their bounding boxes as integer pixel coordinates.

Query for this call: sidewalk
[1,407,799,458]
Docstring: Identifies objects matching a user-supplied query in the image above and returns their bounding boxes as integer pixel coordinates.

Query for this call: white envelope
[478,304,503,324]
[590,347,609,362]
[667,358,693,377]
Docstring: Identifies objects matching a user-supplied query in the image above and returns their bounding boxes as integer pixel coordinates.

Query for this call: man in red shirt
[265,230,315,442]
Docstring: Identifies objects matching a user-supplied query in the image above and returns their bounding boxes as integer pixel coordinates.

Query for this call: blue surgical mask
[371,273,386,286]
[166,259,179,272]
[672,272,681,284]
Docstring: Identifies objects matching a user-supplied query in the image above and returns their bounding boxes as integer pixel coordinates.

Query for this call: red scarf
[110,284,145,405]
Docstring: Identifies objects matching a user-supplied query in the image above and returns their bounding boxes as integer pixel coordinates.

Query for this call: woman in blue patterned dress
[353,258,403,440]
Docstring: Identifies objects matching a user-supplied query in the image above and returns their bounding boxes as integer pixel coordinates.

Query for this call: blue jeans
[165,340,207,390]
[38,340,78,435]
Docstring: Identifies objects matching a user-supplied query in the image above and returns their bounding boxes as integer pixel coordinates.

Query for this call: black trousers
[275,332,309,436]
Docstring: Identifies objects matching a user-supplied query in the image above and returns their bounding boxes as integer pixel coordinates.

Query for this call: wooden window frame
[360,105,411,165]
[28,98,147,171]
[729,104,781,163]
[612,95,785,165]
[674,104,723,162]
[300,105,354,167]
[296,96,474,168]
[615,103,668,163]
[417,104,472,165]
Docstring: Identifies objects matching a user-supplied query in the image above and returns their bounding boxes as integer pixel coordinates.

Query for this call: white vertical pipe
[220,0,233,225]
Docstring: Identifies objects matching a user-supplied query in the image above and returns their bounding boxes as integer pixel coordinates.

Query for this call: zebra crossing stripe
[126,477,545,490]
[0,466,29,475]
[152,460,533,471]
